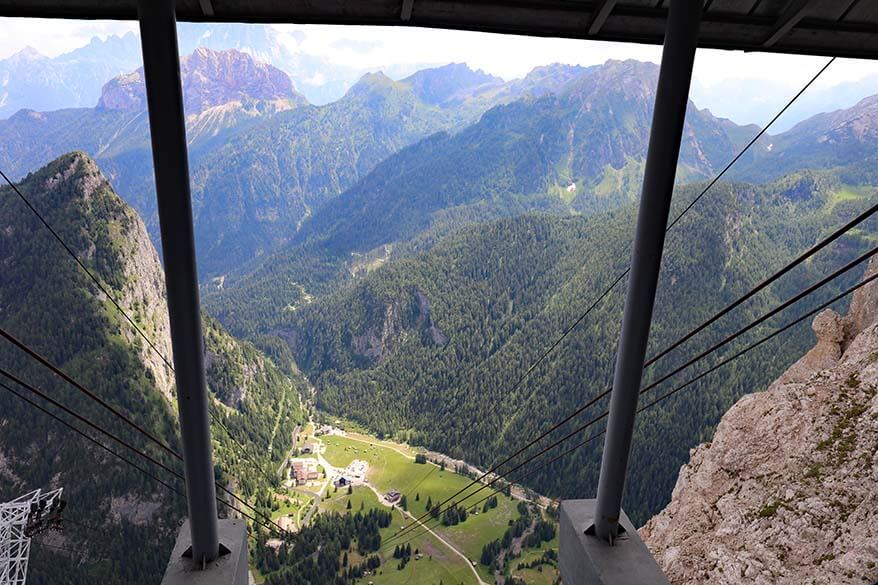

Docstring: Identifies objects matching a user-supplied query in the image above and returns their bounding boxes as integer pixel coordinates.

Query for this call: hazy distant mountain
[0,33,142,118]
[735,94,878,182]
[0,48,305,180]
[173,69,475,274]
[691,72,878,134]
[8,53,878,283]
[400,62,504,106]
[0,50,493,277]
[203,60,758,338]
[174,22,362,105]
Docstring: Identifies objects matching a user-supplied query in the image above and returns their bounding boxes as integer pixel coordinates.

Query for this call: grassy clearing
[321,433,540,582]
[317,429,561,583]
[270,492,307,522]
[322,486,477,585]
[436,494,521,579]
[320,485,376,516]
[826,186,867,212]
[344,431,419,458]
[321,435,481,511]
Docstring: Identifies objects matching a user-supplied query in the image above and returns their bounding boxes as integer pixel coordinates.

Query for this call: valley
[260,417,560,585]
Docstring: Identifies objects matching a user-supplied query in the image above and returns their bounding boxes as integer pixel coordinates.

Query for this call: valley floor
[257,418,560,584]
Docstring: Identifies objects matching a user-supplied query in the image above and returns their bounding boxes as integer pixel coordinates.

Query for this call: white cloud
[0,18,136,59]
[304,71,326,86]
[269,24,662,80]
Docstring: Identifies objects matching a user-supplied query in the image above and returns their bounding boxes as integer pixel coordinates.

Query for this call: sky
[2,17,878,130]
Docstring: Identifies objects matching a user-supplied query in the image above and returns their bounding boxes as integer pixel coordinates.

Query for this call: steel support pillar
[137,0,220,565]
[592,0,702,543]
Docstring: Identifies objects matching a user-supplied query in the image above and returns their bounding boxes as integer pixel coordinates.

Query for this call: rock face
[641,257,878,585]
[348,285,447,365]
[97,47,303,115]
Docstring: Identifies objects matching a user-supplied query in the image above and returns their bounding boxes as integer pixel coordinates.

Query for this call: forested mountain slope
[0,53,505,276]
[0,153,305,584]
[293,59,748,255]
[229,169,877,526]
[205,60,755,334]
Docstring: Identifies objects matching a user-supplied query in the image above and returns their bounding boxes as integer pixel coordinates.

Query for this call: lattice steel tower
[0,488,64,585]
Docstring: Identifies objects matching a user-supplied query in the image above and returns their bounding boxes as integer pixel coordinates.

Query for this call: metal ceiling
[1,0,877,60]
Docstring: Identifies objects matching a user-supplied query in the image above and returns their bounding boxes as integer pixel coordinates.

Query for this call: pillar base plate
[560,499,669,585]
[161,519,248,585]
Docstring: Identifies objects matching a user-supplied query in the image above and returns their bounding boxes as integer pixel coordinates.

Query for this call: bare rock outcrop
[776,308,844,385]
[641,256,878,585]
[97,47,303,115]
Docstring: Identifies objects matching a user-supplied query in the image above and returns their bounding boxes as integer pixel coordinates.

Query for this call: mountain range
[0,23,435,117]
[13,45,874,282]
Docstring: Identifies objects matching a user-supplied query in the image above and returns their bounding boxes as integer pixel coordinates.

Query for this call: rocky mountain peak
[97,47,304,115]
[9,152,176,398]
[345,71,398,96]
[783,93,878,147]
[401,62,503,105]
[563,59,658,104]
[8,46,46,62]
[641,256,878,584]
[31,150,109,205]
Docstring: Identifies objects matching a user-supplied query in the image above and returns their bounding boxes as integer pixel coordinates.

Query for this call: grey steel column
[137,0,220,564]
[593,0,702,543]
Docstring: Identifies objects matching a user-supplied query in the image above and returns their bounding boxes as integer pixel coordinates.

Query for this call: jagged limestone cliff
[642,257,878,585]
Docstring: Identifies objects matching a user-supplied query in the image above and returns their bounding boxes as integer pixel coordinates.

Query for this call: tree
[346,500,352,510]
[348,484,353,495]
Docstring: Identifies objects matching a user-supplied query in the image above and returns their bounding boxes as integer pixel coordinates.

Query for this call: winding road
[317,447,487,585]
[383,486,488,585]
